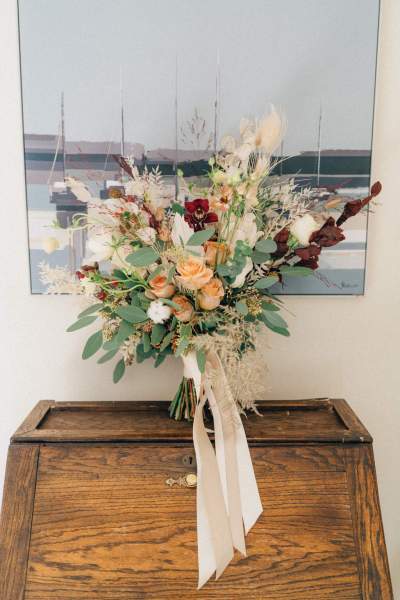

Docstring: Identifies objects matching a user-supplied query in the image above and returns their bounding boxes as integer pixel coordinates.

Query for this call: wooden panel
[345,446,393,599]
[12,399,371,444]
[24,444,361,599]
[0,444,39,600]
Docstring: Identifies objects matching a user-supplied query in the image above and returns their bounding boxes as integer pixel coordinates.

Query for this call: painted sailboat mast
[119,69,126,182]
[61,91,66,180]
[213,51,220,155]
[174,56,179,201]
[316,103,322,187]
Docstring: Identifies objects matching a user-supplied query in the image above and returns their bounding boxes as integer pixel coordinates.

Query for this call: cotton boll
[147,300,171,324]
[290,214,320,246]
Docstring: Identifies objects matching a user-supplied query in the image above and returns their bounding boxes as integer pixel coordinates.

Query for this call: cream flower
[230,213,262,251]
[198,278,224,311]
[254,106,286,155]
[147,300,171,324]
[87,234,114,262]
[171,295,194,322]
[290,214,320,246]
[231,257,253,288]
[176,256,213,291]
[137,227,156,245]
[171,214,193,247]
[42,237,60,254]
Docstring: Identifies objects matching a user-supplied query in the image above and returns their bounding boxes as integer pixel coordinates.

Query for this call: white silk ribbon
[182,350,263,589]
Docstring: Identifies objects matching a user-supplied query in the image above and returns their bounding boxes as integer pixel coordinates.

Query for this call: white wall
[0,0,399,595]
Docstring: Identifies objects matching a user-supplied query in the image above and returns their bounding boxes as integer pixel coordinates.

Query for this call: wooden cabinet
[0,399,392,599]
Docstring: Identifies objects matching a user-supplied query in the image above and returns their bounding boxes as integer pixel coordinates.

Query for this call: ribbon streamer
[182,351,263,589]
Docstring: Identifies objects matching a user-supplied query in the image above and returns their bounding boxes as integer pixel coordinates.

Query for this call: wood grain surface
[24,444,361,599]
[0,444,39,600]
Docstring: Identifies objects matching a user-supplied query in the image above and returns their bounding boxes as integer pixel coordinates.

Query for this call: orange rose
[204,241,228,267]
[198,277,224,311]
[176,256,213,290]
[148,274,175,298]
[172,294,194,322]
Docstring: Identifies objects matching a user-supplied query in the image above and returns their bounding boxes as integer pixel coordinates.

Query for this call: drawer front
[22,444,364,599]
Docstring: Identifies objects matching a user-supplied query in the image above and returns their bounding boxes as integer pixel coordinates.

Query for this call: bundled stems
[169,377,197,421]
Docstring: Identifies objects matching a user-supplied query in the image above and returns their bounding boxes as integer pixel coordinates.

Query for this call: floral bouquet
[58,107,381,586]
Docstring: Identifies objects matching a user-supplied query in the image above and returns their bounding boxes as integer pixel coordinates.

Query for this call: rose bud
[204,241,228,267]
[198,277,224,311]
[148,274,176,299]
[171,295,194,322]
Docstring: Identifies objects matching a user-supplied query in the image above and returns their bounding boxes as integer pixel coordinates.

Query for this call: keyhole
[182,454,196,467]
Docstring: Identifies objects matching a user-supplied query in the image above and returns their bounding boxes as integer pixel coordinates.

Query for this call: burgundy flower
[295,245,321,260]
[272,227,290,258]
[184,198,218,232]
[296,258,319,270]
[336,181,382,227]
[309,217,345,248]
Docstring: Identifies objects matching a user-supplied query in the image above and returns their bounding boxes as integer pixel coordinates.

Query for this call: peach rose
[198,277,224,311]
[172,295,194,322]
[148,274,176,299]
[176,256,213,290]
[204,241,228,267]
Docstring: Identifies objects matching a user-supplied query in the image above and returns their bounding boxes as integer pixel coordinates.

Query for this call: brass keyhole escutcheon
[182,454,196,467]
[166,473,197,488]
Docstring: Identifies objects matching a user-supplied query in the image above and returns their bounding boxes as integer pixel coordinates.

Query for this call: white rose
[290,214,320,246]
[230,213,262,251]
[147,300,171,324]
[87,234,114,262]
[137,227,156,245]
[231,257,253,288]
[42,236,60,254]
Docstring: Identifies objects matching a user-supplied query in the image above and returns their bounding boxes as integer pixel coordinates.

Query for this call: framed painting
[18,0,380,294]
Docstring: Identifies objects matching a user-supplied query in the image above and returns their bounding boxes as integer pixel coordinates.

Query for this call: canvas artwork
[18,0,380,295]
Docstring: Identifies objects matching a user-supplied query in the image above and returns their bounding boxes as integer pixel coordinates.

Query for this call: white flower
[65,177,94,203]
[231,257,253,288]
[290,214,320,246]
[136,227,156,245]
[105,198,139,215]
[125,179,145,197]
[42,237,60,254]
[81,281,98,296]
[230,213,262,251]
[147,300,171,324]
[87,234,114,262]
[171,214,193,247]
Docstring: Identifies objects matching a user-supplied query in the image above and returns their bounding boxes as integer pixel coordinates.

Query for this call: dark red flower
[272,227,290,258]
[96,290,107,301]
[184,198,218,231]
[295,245,321,261]
[309,217,345,248]
[336,181,382,227]
[76,270,85,280]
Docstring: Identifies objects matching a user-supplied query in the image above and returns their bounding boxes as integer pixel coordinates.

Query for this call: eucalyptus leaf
[161,298,181,310]
[255,239,277,254]
[143,332,151,353]
[67,315,97,332]
[113,359,126,383]
[254,276,279,290]
[252,250,270,264]
[77,303,103,319]
[126,247,159,267]
[160,331,174,352]
[154,352,167,368]
[175,337,190,357]
[235,300,248,316]
[148,265,164,281]
[196,349,206,374]
[171,202,185,215]
[151,324,166,346]
[82,330,103,360]
[187,227,215,246]
[97,348,119,364]
[115,305,148,324]
[261,310,288,329]
[279,266,313,277]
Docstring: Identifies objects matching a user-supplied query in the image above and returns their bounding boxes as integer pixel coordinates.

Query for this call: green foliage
[151,324,166,346]
[82,330,103,360]
[126,247,159,266]
[187,227,215,246]
[77,304,103,319]
[97,348,119,364]
[254,276,279,289]
[235,300,248,316]
[113,359,126,383]
[196,349,206,373]
[279,266,313,277]
[114,305,148,324]
[67,315,98,332]
[255,238,277,254]
[171,202,185,215]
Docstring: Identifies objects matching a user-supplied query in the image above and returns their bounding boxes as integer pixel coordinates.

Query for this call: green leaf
[97,348,119,364]
[113,359,126,383]
[82,330,103,360]
[255,239,277,254]
[252,250,270,265]
[175,337,190,357]
[67,315,98,332]
[254,276,279,290]
[171,202,185,215]
[154,352,167,368]
[148,265,164,281]
[263,323,290,336]
[187,227,215,246]
[235,300,248,316]
[143,332,151,353]
[261,310,288,330]
[126,247,159,267]
[261,301,280,312]
[196,349,206,374]
[77,303,103,319]
[160,331,174,352]
[167,265,176,283]
[115,305,148,324]
[279,266,313,277]
[216,264,231,277]
[161,298,181,310]
[151,324,166,346]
